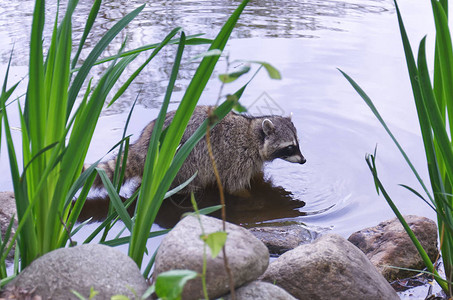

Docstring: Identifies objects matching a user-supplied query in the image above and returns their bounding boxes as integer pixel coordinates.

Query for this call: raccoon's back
[173,108,263,193]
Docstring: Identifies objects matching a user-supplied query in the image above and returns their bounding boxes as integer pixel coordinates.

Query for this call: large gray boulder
[260,233,399,300]
[223,281,297,300]
[3,244,148,299]
[153,215,269,300]
[348,215,438,281]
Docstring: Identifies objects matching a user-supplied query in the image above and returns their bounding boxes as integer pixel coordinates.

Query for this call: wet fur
[88,106,304,193]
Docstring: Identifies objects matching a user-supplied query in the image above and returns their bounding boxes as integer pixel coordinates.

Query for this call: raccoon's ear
[262,119,275,136]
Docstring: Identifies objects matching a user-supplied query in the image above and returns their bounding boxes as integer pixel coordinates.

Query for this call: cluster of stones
[0,191,439,299]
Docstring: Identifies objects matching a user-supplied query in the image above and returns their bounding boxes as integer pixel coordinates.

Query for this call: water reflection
[1,0,432,241]
[0,0,393,115]
[78,174,306,229]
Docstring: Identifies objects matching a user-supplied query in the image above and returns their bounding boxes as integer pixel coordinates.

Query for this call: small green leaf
[201,231,228,258]
[155,270,198,300]
[233,101,247,113]
[111,295,130,300]
[218,63,251,83]
[141,285,156,299]
[253,61,281,79]
[89,287,100,299]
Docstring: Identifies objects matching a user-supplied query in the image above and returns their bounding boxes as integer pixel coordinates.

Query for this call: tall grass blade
[432,0,453,135]
[1,102,37,267]
[129,31,186,264]
[86,34,211,69]
[67,4,145,117]
[366,154,448,291]
[97,168,133,232]
[339,69,435,205]
[83,190,139,244]
[130,1,250,266]
[108,27,182,106]
[71,0,101,70]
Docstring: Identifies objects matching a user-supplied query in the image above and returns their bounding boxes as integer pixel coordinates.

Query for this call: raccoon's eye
[283,145,297,156]
[274,145,297,158]
[286,145,296,153]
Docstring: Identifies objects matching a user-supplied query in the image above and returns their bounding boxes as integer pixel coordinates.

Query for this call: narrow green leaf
[219,63,251,83]
[96,168,133,232]
[75,34,210,70]
[141,285,156,300]
[26,0,46,154]
[69,218,92,238]
[339,68,435,205]
[129,32,186,264]
[108,27,182,106]
[102,230,170,247]
[2,101,37,266]
[67,4,145,117]
[83,189,138,245]
[164,173,197,198]
[190,49,222,61]
[71,0,102,70]
[104,53,140,104]
[365,154,448,292]
[432,0,453,137]
[184,205,223,217]
[129,0,250,267]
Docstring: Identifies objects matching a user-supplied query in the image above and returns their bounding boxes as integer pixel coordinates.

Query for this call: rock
[348,215,438,281]
[3,244,148,299]
[153,215,269,300]
[260,233,399,300]
[0,191,17,260]
[0,191,17,238]
[249,224,319,256]
[223,281,297,300]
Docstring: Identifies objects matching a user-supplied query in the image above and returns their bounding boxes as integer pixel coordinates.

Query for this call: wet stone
[348,215,438,281]
[248,224,319,256]
[223,281,297,300]
[153,215,269,300]
[0,191,17,260]
[0,192,17,238]
[260,233,399,300]
[3,244,149,300]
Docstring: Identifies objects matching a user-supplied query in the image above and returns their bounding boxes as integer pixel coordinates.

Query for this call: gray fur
[86,106,305,193]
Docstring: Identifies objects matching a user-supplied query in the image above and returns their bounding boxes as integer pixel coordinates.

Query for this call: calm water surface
[0,0,441,270]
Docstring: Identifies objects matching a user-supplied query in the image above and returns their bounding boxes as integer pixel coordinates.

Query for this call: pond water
[0,0,442,280]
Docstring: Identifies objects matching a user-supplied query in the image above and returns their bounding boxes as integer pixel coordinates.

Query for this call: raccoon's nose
[299,156,306,164]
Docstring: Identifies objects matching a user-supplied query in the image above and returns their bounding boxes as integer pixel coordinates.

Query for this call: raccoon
[87,106,306,193]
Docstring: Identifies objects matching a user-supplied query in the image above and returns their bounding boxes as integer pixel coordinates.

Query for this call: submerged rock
[260,233,399,300]
[3,244,148,299]
[348,215,438,281]
[249,224,319,256]
[223,281,297,300]
[153,215,269,300]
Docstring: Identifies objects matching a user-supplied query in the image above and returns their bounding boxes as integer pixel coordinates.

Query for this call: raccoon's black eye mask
[272,145,299,159]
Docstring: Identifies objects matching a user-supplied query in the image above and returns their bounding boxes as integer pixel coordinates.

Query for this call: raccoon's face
[260,117,306,164]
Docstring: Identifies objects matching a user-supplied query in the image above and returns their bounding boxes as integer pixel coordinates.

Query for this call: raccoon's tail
[81,159,117,188]
[82,153,143,189]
